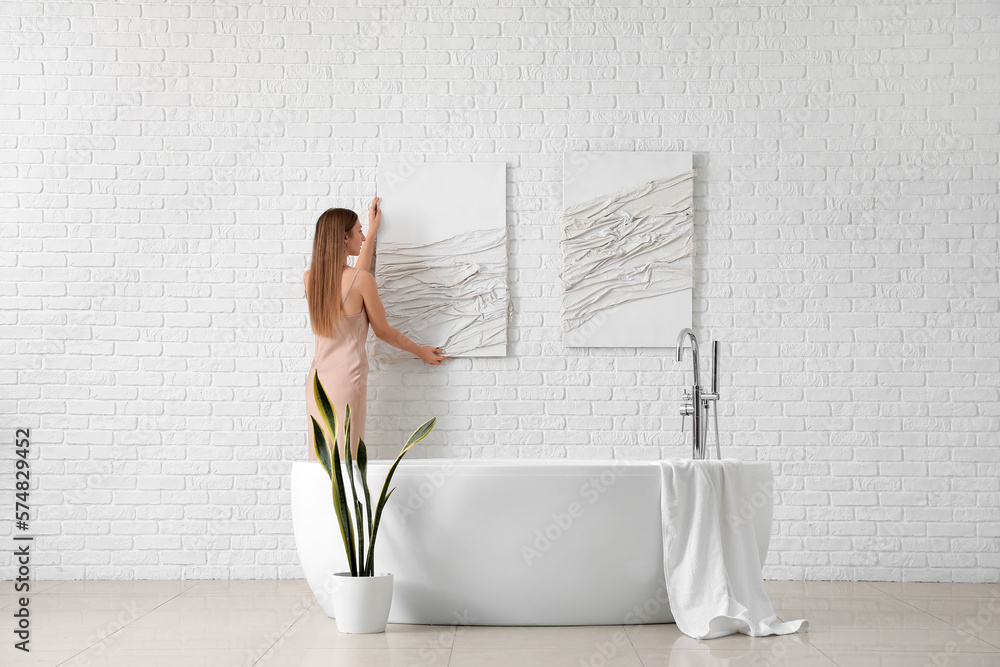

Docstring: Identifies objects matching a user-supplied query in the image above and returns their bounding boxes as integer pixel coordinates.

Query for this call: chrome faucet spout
[675,327,700,384]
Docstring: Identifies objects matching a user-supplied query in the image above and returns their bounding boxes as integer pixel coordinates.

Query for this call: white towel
[659,459,809,639]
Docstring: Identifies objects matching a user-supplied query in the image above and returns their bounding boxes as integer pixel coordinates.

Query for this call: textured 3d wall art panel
[372,161,510,360]
[560,152,694,348]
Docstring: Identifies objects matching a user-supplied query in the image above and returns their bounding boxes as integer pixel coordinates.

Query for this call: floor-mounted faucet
[675,328,721,460]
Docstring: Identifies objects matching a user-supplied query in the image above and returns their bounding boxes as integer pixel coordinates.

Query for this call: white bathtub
[291,459,773,626]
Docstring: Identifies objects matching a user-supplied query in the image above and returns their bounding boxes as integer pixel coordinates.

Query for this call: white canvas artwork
[560,152,694,348]
[371,161,509,360]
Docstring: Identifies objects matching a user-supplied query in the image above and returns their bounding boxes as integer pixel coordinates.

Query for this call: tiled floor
[2,580,998,666]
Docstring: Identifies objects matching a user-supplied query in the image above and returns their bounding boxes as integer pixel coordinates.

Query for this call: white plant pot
[331,572,394,634]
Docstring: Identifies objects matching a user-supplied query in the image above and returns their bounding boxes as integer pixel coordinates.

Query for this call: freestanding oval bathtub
[291,459,774,626]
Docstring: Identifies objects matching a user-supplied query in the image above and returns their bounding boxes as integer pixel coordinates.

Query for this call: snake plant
[310,370,436,577]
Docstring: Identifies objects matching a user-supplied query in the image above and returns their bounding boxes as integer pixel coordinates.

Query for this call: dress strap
[341,267,361,307]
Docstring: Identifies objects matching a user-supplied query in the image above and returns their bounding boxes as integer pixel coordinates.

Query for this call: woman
[304,196,449,462]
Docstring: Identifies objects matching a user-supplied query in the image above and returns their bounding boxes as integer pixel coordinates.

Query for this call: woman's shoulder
[348,267,374,285]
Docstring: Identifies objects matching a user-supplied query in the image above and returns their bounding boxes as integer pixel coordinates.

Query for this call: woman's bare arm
[356,236,376,273]
[355,196,379,273]
[356,271,448,365]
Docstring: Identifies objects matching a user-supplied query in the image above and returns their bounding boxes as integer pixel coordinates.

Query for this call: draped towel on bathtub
[658,459,809,639]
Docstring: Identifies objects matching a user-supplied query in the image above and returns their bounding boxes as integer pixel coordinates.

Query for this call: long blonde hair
[307,207,359,337]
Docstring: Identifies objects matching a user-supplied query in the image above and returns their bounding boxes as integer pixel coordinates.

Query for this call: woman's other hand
[368,196,381,232]
[417,346,450,365]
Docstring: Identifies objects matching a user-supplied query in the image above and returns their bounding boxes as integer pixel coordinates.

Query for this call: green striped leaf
[310,417,332,481]
[330,429,358,576]
[367,487,395,576]
[312,371,339,456]
[365,418,436,575]
[342,405,366,574]
[356,437,374,573]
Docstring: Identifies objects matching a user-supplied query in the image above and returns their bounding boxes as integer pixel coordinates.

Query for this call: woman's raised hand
[417,345,450,366]
[368,196,381,231]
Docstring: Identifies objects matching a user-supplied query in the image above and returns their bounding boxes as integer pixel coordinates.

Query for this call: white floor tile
[278,618,457,650]
[58,647,257,667]
[822,651,1000,666]
[0,647,79,667]
[451,624,631,649]
[870,582,1000,598]
[184,579,313,595]
[0,579,994,667]
[806,627,998,654]
[636,646,838,667]
[448,645,643,667]
[255,646,452,667]
[625,622,815,652]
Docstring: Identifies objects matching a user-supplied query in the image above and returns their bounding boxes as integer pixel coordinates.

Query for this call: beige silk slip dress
[306,267,369,459]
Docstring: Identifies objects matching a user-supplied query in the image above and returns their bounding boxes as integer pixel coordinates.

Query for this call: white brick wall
[1,1,998,582]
